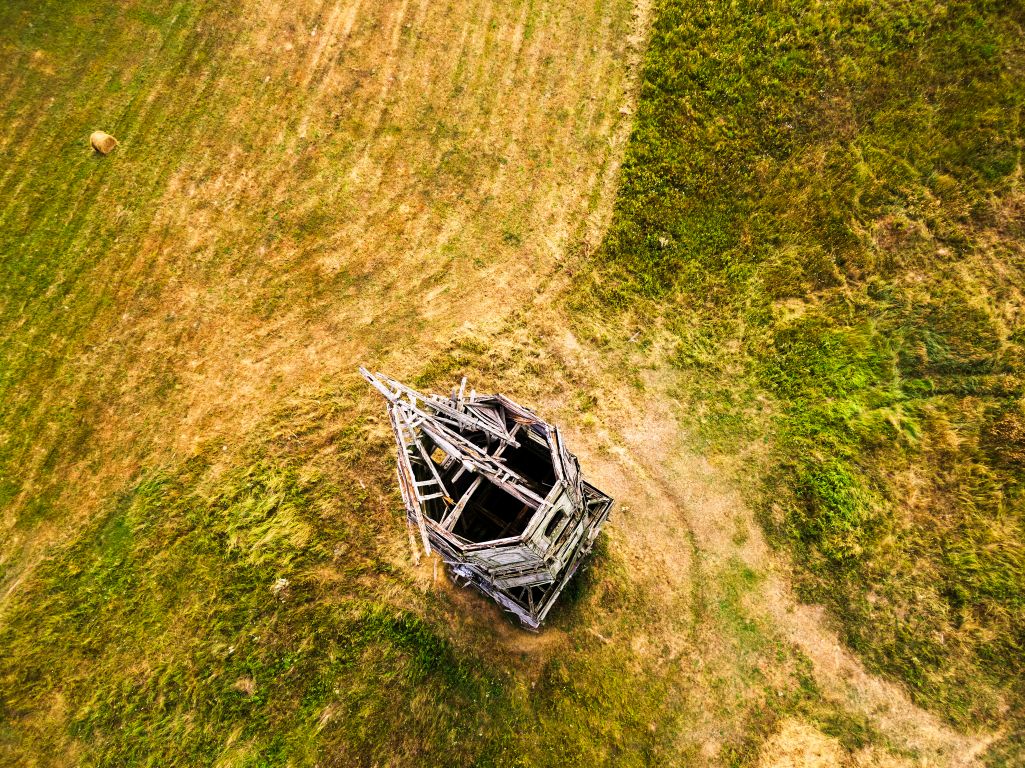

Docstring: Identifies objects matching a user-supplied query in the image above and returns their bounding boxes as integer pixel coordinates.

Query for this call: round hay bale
[89,131,118,155]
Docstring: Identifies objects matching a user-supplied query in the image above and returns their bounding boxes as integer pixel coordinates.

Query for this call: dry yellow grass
[2,0,640,579]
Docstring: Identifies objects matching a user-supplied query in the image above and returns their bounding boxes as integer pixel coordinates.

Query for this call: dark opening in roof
[453,482,535,542]
[498,437,557,498]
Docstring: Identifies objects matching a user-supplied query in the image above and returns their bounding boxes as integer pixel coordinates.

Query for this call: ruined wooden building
[361,369,614,630]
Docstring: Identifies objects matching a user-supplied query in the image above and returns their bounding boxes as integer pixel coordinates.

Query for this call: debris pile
[361,369,614,630]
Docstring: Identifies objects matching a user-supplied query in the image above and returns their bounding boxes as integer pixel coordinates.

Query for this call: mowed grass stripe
[0,2,230,524]
[0,0,638,652]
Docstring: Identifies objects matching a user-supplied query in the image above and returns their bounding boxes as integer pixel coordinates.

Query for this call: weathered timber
[361,369,614,630]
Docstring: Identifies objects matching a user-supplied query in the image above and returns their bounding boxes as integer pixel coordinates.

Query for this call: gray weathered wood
[363,369,614,630]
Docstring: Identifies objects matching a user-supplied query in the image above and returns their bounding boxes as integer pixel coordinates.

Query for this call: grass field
[588,0,1024,757]
[1,0,1022,765]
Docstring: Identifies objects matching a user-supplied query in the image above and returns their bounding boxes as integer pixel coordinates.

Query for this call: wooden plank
[466,402,506,431]
[389,405,432,556]
[405,386,516,444]
[360,367,399,401]
[450,421,520,484]
[404,410,452,504]
[494,570,553,590]
[552,425,583,508]
[441,475,482,530]
[366,368,517,444]
[414,418,543,505]
[484,467,546,508]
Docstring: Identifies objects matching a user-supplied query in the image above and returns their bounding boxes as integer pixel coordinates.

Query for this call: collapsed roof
[361,369,614,630]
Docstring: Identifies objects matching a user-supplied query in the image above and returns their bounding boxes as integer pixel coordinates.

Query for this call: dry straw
[89,131,118,155]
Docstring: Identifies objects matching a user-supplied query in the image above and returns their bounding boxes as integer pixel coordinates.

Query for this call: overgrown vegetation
[592,0,1024,751]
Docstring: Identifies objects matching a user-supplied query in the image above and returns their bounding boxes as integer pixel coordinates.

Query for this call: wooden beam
[440,476,482,531]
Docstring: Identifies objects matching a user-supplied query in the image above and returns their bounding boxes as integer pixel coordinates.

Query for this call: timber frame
[361,369,614,630]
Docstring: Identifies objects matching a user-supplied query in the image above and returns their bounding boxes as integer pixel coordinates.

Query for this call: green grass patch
[0,382,695,765]
[586,0,1025,752]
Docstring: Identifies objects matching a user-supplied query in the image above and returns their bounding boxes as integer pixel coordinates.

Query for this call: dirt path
[545,341,993,765]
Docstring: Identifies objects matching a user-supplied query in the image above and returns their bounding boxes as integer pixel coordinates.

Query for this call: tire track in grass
[514,327,993,764]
